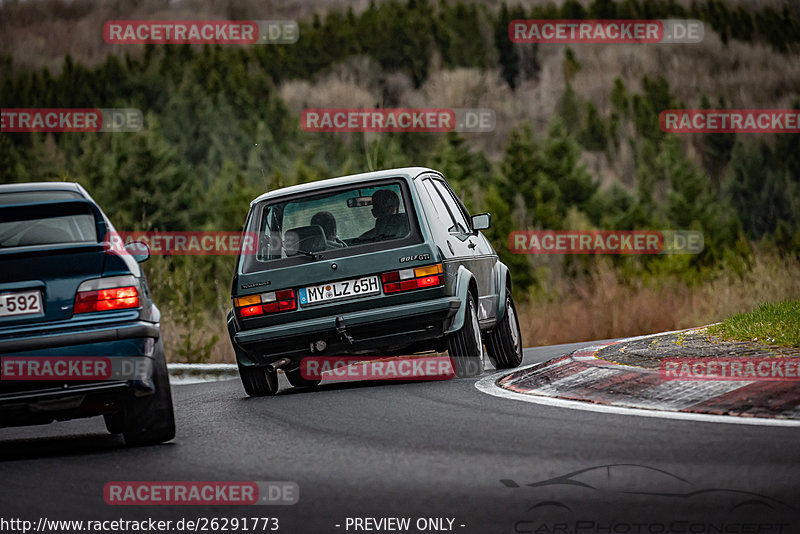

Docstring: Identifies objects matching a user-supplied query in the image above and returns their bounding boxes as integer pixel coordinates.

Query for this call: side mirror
[125,241,151,263]
[471,213,491,231]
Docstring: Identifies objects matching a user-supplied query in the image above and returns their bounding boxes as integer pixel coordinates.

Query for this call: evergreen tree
[495,3,521,89]
[579,102,608,151]
[700,95,735,188]
[724,140,800,241]
[429,132,492,212]
[500,123,561,229]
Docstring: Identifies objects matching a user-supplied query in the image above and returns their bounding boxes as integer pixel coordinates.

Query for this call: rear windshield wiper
[292,249,322,261]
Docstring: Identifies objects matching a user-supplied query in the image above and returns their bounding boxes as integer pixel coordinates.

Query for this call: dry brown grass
[517,253,800,347]
[158,253,800,363]
[159,308,232,364]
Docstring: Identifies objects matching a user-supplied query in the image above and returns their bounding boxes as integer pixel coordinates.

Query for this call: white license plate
[0,290,43,318]
[299,276,381,305]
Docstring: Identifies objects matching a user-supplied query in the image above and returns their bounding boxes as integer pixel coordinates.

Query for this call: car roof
[0,182,88,196]
[250,167,440,205]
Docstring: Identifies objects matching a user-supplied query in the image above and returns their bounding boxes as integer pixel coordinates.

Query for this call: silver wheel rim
[507,298,520,353]
[470,300,483,365]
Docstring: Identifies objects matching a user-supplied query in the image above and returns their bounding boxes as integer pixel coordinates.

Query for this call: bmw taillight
[235,289,296,318]
[381,264,444,294]
[74,275,140,314]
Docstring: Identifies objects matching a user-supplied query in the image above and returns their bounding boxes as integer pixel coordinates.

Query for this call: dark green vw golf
[228,167,523,396]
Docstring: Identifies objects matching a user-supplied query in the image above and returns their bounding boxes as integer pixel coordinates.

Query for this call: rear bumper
[0,320,160,353]
[0,380,130,403]
[0,364,155,427]
[232,296,461,365]
[0,320,161,426]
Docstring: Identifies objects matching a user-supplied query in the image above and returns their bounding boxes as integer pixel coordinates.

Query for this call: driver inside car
[357,189,408,242]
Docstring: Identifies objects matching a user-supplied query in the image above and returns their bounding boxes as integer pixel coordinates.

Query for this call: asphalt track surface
[2,341,799,534]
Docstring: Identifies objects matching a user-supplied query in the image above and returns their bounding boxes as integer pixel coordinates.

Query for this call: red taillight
[239,304,263,318]
[74,286,140,314]
[416,275,442,288]
[382,264,444,294]
[276,289,296,310]
[381,271,400,283]
[235,289,296,318]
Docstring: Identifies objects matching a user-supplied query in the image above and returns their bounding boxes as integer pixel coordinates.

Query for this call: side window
[432,180,470,234]
[422,178,458,233]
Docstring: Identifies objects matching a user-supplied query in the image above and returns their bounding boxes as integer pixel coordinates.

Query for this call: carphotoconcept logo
[103,20,298,44]
[509,230,704,254]
[0,108,142,132]
[509,19,703,44]
[661,357,800,381]
[301,108,495,133]
[300,355,455,381]
[661,109,800,133]
[105,231,259,256]
[505,464,793,532]
[103,481,298,505]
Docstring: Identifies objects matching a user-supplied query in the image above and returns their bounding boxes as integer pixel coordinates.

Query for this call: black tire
[238,361,279,397]
[486,288,524,369]
[121,339,176,446]
[285,366,322,388]
[446,294,485,377]
[103,412,123,434]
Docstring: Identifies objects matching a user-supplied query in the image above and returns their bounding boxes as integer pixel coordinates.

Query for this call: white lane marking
[476,370,800,427]
[480,328,800,432]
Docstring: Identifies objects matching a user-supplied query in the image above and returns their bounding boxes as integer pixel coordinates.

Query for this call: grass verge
[708,300,800,348]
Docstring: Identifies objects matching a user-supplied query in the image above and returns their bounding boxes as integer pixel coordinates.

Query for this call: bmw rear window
[0,207,97,248]
[239,179,421,273]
